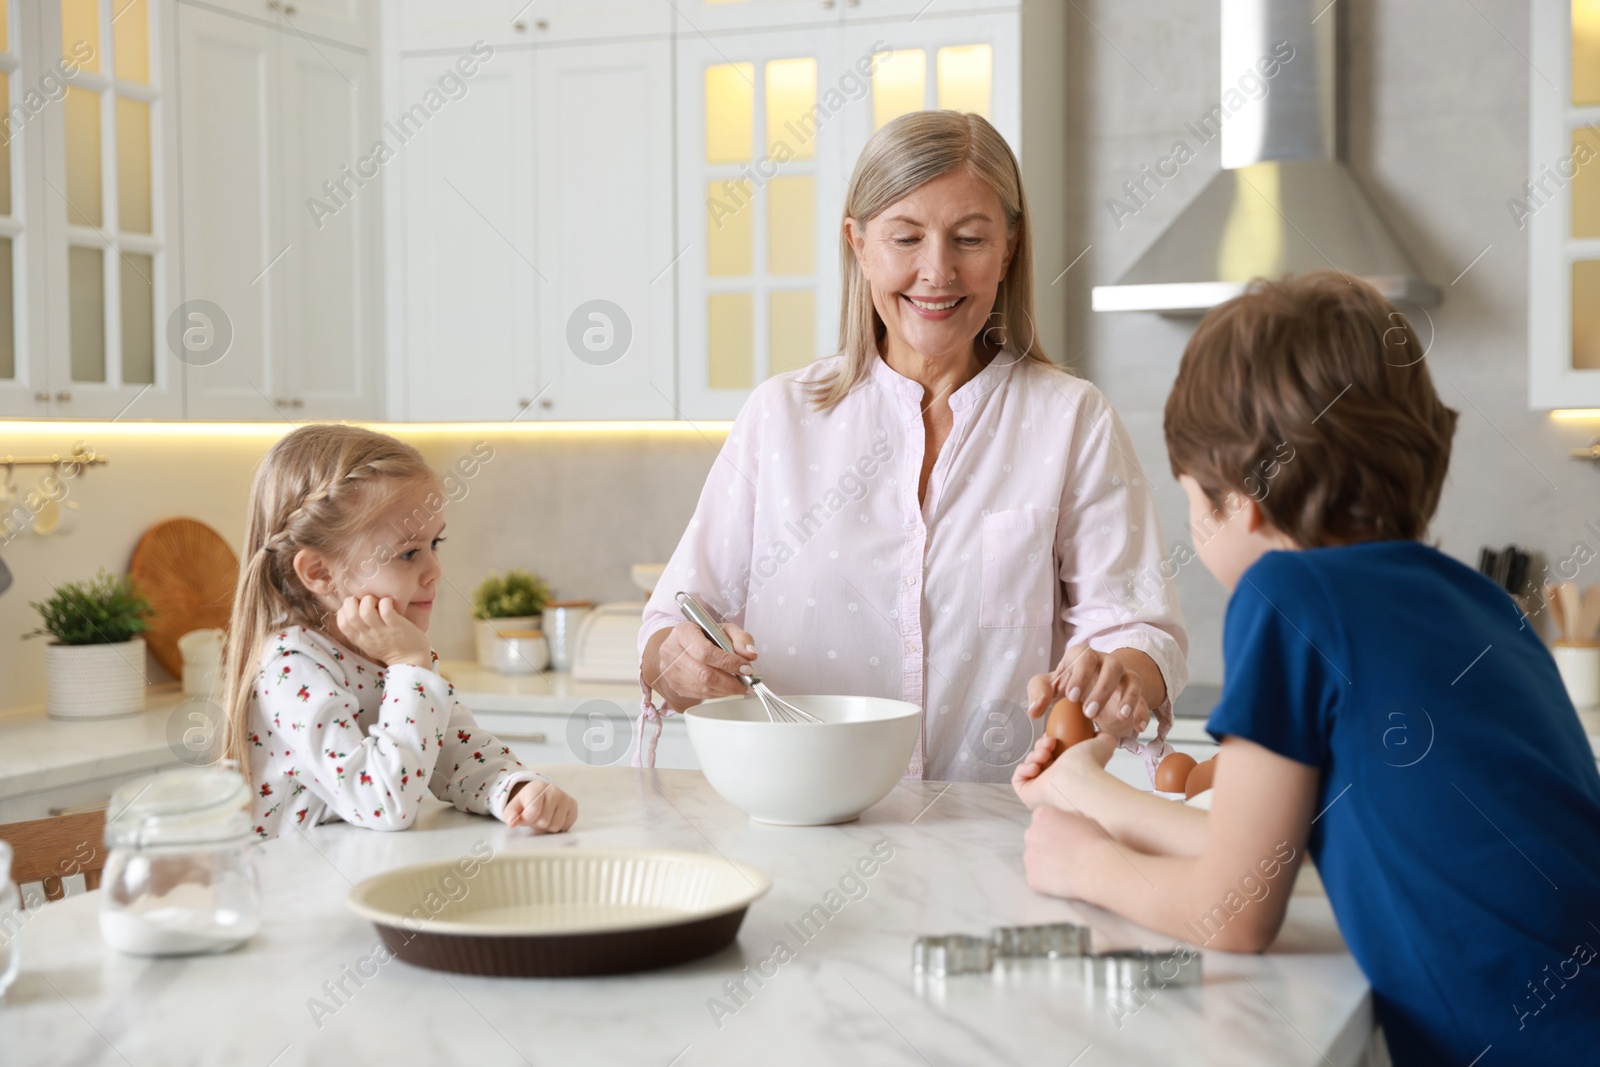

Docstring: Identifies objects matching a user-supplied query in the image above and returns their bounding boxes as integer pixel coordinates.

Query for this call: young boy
[1012,272,1600,1064]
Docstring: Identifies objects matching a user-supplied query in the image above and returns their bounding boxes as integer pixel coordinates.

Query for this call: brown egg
[1154,752,1197,793]
[1045,697,1097,750]
[1184,756,1218,799]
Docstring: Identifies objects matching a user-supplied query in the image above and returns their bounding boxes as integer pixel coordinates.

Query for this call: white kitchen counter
[4,666,1597,820]
[0,766,1376,1066]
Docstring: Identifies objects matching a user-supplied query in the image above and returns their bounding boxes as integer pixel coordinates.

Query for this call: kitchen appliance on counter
[569,564,666,683]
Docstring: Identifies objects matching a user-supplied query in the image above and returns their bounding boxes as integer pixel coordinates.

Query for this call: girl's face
[845,168,1015,367]
[328,480,447,632]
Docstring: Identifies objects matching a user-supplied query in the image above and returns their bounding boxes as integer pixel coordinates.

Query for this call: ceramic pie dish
[346,848,771,977]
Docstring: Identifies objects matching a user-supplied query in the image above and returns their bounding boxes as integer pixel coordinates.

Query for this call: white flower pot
[45,637,149,720]
[475,616,541,668]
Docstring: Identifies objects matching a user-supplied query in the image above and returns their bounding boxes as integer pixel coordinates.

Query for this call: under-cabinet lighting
[0,420,735,439]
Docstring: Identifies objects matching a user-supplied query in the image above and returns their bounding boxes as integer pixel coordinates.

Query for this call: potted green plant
[471,570,551,669]
[27,569,153,719]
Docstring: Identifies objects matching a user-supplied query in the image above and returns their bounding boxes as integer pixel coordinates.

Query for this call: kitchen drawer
[0,762,181,823]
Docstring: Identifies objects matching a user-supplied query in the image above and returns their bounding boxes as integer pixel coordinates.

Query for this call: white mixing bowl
[685,695,923,825]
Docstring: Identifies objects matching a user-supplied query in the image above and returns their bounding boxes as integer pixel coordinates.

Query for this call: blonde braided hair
[219,425,436,773]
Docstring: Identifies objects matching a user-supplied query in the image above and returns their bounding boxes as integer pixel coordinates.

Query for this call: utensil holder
[1553,641,1600,708]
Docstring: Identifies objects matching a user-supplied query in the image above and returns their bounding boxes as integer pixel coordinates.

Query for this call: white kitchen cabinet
[398,0,671,52]
[674,13,1020,420]
[196,0,373,50]
[382,0,1043,423]
[675,26,849,420]
[176,0,380,420]
[0,0,183,419]
[840,12,1021,159]
[274,31,381,421]
[533,39,676,420]
[671,0,843,32]
[1528,1,1600,408]
[0,2,47,416]
[392,34,676,421]
[394,50,538,422]
[842,0,1019,22]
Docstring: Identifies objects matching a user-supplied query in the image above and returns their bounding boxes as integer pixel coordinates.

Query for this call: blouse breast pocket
[979,508,1058,628]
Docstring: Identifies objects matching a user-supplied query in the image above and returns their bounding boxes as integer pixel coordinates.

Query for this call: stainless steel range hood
[1091,0,1439,315]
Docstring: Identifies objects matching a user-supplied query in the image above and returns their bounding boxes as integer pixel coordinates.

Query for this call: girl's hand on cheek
[502,781,578,833]
[336,595,433,668]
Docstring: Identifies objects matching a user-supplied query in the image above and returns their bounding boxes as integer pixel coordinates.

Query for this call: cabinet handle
[822,0,836,7]
[539,398,553,409]
[55,390,71,402]
[275,397,304,409]
[513,733,548,744]
[291,398,304,409]
[33,391,49,403]
[535,19,549,29]
[513,20,526,31]
[517,397,532,408]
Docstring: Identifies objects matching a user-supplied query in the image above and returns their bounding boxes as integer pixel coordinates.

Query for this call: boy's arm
[1014,734,1208,856]
[1023,735,1319,952]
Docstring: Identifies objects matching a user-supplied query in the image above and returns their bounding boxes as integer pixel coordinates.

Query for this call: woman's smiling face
[846,167,1015,366]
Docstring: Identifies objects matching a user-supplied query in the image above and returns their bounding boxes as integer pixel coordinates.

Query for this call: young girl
[219,424,577,838]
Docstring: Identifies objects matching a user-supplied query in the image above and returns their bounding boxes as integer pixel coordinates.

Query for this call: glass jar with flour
[100,767,261,956]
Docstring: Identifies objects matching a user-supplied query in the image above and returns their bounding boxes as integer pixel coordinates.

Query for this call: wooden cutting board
[129,518,239,678]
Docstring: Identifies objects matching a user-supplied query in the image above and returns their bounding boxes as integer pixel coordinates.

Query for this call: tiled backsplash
[0,425,720,708]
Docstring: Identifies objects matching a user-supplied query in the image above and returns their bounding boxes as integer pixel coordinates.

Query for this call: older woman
[636,111,1187,783]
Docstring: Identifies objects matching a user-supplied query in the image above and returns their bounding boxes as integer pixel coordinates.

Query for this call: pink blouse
[636,353,1188,783]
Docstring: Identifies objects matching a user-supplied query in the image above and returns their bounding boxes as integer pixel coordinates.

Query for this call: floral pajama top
[246,625,542,838]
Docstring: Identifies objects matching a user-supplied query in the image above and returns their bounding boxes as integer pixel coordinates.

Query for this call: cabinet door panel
[278,38,379,420]
[398,1,669,51]
[176,4,282,419]
[676,28,847,420]
[841,14,1021,165]
[198,0,372,50]
[672,0,842,32]
[534,39,675,420]
[397,52,537,421]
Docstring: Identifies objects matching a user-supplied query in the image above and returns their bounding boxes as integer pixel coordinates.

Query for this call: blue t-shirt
[1207,542,1600,1065]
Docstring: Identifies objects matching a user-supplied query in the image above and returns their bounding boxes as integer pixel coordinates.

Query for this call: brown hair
[218,424,436,771]
[810,110,1057,411]
[1163,271,1457,547]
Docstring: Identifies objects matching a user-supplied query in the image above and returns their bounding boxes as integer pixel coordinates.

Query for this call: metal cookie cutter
[989,922,1091,960]
[912,934,994,976]
[1080,948,1202,991]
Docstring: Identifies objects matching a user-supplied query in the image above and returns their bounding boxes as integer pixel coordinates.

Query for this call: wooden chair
[0,808,108,904]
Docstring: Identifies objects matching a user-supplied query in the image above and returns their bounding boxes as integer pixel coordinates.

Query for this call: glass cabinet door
[1529,1,1600,407]
[841,15,1019,169]
[676,28,848,419]
[45,0,174,417]
[0,0,31,412]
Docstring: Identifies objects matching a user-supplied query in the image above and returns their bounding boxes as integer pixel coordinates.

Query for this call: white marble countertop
[0,766,1375,1067]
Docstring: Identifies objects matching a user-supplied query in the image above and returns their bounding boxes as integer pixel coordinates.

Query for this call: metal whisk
[676,592,823,723]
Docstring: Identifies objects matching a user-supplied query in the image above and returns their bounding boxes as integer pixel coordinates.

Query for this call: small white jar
[491,629,549,675]
[100,767,262,957]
